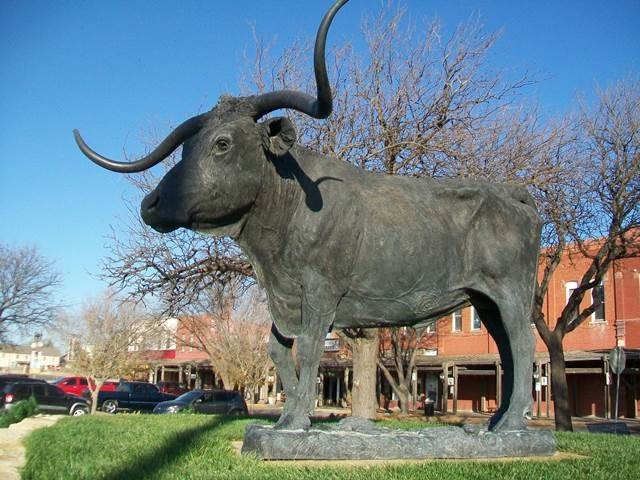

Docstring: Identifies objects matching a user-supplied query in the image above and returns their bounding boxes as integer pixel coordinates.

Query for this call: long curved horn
[252,0,348,120]
[73,113,208,173]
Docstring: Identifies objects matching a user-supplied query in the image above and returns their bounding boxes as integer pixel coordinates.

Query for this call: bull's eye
[213,136,231,155]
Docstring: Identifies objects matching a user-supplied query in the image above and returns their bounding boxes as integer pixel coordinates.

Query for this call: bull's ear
[261,117,296,156]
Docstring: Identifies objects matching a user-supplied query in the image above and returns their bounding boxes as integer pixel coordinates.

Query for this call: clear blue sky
[1,0,639,313]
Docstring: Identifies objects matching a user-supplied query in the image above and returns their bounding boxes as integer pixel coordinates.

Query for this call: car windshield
[175,390,202,403]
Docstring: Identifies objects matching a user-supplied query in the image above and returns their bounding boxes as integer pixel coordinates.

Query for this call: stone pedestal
[242,417,556,460]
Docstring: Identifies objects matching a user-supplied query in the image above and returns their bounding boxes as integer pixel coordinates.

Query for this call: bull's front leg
[268,324,298,412]
[274,280,337,430]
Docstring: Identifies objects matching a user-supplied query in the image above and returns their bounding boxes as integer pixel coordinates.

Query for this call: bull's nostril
[143,193,160,211]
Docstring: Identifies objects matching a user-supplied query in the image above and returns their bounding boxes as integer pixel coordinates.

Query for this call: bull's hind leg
[473,293,534,431]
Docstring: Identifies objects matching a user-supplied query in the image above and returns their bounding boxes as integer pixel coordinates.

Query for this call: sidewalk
[0,415,62,480]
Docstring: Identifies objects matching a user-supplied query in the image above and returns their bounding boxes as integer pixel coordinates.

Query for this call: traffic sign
[609,346,626,422]
[609,347,626,374]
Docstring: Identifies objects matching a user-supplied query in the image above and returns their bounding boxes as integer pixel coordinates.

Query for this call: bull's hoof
[274,413,311,431]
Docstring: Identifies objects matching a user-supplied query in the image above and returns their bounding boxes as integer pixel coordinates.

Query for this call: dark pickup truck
[98,381,176,413]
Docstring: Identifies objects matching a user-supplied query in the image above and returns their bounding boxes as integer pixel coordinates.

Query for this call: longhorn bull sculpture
[75,0,541,431]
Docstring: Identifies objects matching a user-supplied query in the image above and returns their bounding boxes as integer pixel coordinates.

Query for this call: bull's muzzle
[140,192,178,233]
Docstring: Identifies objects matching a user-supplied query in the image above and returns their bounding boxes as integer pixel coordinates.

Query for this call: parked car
[153,389,248,416]
[52,376,118,397]
[98,381,176,413]
[98,380,119,392]
[0,374,39,391]
[1,379,89,416]
[52,376,90,397]
[156,381,189,396]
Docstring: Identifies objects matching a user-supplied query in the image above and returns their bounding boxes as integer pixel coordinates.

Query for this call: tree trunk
[378,362,412,414]
[90,389,99,414]
[218,371,232,391]
[548,333,573,432]
[396,383,410,414]
[350,331,379,419]
[90,379,104,414]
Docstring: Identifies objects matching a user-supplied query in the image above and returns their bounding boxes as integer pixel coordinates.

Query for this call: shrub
[0,396,39,428]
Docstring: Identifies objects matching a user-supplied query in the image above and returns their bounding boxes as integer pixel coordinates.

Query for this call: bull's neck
[235,147,305,260]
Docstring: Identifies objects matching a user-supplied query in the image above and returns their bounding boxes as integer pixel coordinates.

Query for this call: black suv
[0,374,39,391]
[1,379,90,416]
[153,389,248,415]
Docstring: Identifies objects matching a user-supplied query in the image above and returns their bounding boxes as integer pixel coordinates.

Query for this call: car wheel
[71,405,88,416]
[102,400,118,414]
[229,409,243,417]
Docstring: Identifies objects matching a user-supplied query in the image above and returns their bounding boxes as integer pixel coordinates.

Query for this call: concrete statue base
[242,417,556,460]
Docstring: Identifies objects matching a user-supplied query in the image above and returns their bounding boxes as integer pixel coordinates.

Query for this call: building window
[452,310,462,332]
[426,320,436,334]
[592,282,605,323]
[471,307,481,331]
[565,281,578,303]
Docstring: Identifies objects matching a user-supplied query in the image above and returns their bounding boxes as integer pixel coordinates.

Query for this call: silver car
[153,389,247,416]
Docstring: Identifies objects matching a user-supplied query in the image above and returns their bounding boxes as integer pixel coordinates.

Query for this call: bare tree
[60,291,163,414]
[0,243,62,342]
[176,284,272,400]
[102,161,254,316]
[377,326,435,414]
[532,78,640,431]
[225,289,273,400]
[103,2,554,418]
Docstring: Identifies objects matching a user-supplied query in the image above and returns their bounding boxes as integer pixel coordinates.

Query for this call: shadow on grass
[103,415,235,480]
[100,413,347,479]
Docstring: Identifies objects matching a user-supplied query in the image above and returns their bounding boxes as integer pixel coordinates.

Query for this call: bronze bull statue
[75,0,541,431]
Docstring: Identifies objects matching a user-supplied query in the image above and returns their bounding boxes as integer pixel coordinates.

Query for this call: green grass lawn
[22,414,639,480]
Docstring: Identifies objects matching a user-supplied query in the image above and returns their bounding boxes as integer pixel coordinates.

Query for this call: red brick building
[319,249,640,419]
[143,316,220,390]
